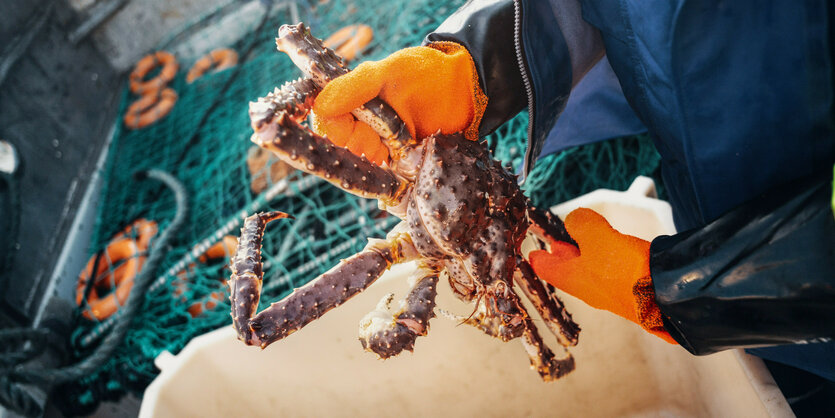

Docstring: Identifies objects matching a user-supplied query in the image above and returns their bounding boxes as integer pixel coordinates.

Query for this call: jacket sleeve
[649,170,835,355]
[424,0,604,177]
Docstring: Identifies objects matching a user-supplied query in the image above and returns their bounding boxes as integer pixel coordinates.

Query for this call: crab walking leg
[449,283,575,380]
[239,223,420,348]
[526,206,576,248]
[248,75,409,203]
[358,264,439,358]
[229,211,293,343]
[275,23,348,86]
[252,113,408,205]
[275,23,415,157]
[520,317,576,381]
[514,258,580,347]
[249,77,320,130]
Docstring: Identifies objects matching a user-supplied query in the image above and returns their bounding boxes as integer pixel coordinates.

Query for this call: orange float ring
[123,88,178,130]
[129,51,179,94]
[186,48,239,83]
[111,218,158,250]
[76,219,159,320]
[172,235,238,317]
[323,24,373,61]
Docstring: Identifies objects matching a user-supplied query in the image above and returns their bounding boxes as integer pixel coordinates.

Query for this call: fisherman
[309,0,835,384]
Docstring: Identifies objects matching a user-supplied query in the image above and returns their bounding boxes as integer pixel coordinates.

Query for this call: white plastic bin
[140,177,792,417]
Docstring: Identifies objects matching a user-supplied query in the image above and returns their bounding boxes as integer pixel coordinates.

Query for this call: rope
[0,170,188,417]
[0,329,63,372]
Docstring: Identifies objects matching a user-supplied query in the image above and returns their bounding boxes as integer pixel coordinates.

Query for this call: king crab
[229,23,580,380]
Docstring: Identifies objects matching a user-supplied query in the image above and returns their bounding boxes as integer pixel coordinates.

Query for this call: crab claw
[358,267,439,358]
[229,211,293,344]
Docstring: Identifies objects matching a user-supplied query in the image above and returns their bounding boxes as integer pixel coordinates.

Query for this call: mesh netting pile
[63,0,662,413]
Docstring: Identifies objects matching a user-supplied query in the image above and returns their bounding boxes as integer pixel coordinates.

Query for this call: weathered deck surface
[0,0,121,327]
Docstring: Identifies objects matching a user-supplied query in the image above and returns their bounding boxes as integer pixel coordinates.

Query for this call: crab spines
[247,247,395,347]
[249,78,320,131]
[412,133,491,255]
[275,22,416,158]
[276,23,348,86]
[358,267,439,358]
[514,258,580,347]
[253,112,407,204]
[245,227,419,348]
[229,211,292,344]
[233,211,292,276]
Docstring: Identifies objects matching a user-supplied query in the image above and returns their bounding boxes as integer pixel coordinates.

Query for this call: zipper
[512,0,536,183]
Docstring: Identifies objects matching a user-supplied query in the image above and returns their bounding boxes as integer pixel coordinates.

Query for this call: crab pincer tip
[262,211,294,222]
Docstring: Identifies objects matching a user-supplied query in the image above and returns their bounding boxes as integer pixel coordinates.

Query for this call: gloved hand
[529,208,677,344]
[312,42,487,164]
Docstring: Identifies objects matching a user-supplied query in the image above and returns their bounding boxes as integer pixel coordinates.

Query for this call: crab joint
[239,221,420,348]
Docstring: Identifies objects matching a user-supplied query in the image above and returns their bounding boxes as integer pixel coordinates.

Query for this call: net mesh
[62,0,663,413]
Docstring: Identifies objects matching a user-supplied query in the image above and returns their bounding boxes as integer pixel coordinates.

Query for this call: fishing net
[62,0,662,413]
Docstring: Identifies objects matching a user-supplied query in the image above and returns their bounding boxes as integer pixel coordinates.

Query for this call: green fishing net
[63,0,662,413]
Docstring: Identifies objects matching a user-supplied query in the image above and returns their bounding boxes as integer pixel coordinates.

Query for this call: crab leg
[229,211,292,343]
[358,264,439,358]
[275,23,415,158]
[442,279,575,380]
[231,220,420,348]
[249,77,320,130]
[252,111,409,205]
[520,317,576,381]
[513,258,580,347]
[526,206,576,248]
[249,76,409,204]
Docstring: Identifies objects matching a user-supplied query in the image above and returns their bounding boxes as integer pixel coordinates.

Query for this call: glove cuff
[426,41,488,141]
[633,275,677,344]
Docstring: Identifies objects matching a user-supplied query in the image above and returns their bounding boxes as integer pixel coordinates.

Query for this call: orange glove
[529,208,677,344]
[312,42,488,165]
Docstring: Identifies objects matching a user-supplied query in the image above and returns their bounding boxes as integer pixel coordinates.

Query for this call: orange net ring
[76,219,158,320]
[186,48,239,83]
[323,24,374,61]
[129,51,179,94]
[172,235,238,317]
[123,88,178,129]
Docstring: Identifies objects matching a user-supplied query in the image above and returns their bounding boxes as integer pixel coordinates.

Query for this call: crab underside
[229,23,581,381]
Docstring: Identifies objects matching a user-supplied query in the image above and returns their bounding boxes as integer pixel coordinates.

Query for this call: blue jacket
[428,0,835,379]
